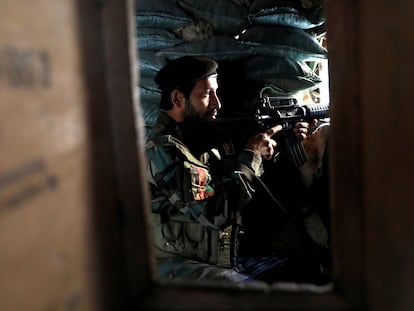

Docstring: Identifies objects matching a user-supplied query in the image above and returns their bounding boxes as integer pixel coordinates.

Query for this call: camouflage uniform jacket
[146,111,263,264]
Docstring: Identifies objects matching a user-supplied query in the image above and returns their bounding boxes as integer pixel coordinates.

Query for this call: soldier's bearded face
[183,76,221,122]
[184,98,204,122]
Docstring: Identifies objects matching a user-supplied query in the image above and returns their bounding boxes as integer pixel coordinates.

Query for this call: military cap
[154,56,218,91]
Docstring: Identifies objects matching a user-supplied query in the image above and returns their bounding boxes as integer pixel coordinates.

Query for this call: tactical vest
[149,135,221,265]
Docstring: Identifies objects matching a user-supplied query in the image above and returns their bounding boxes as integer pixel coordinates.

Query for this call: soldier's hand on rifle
[293,119,318,141]
[245,125,283,160]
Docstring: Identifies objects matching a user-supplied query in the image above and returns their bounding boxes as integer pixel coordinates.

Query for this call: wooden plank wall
[0,1,139,310]
[3,0,414,311]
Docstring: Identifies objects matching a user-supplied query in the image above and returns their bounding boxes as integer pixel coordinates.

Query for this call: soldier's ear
[171,89,185,107]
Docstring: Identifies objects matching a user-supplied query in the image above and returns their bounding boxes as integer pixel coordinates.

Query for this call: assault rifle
[251,96,330,166]
[253,96,330,132]
[179,96,330,157]
[210,96,330,142]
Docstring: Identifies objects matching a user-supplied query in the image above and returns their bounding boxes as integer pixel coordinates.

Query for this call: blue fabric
[157,257,251,282]
[234,256,288,281]
[158,256,288,283]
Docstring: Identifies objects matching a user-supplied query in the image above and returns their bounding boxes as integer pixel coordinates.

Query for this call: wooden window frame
[102,0,364,310]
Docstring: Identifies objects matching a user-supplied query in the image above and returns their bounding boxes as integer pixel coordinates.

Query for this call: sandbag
[137,51,167,78]
[137,85,161,126]
[137,28,182,51]
[241,56,321,94]
[156,35,254,62]
[178,0,249,35]
[248,0,324,29]
[173,20,214,42]
[238,25,327,61]
[135,0,192,29]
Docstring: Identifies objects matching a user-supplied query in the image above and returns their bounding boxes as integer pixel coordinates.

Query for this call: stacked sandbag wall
[135,0,327,128]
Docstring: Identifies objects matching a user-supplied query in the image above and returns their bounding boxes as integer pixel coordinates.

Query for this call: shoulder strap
[149,134,209,169]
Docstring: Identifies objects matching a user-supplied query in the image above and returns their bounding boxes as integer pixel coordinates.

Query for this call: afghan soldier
[145,56,282,282]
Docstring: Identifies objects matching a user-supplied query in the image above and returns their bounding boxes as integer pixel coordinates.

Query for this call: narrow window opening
[134,0,333,292]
